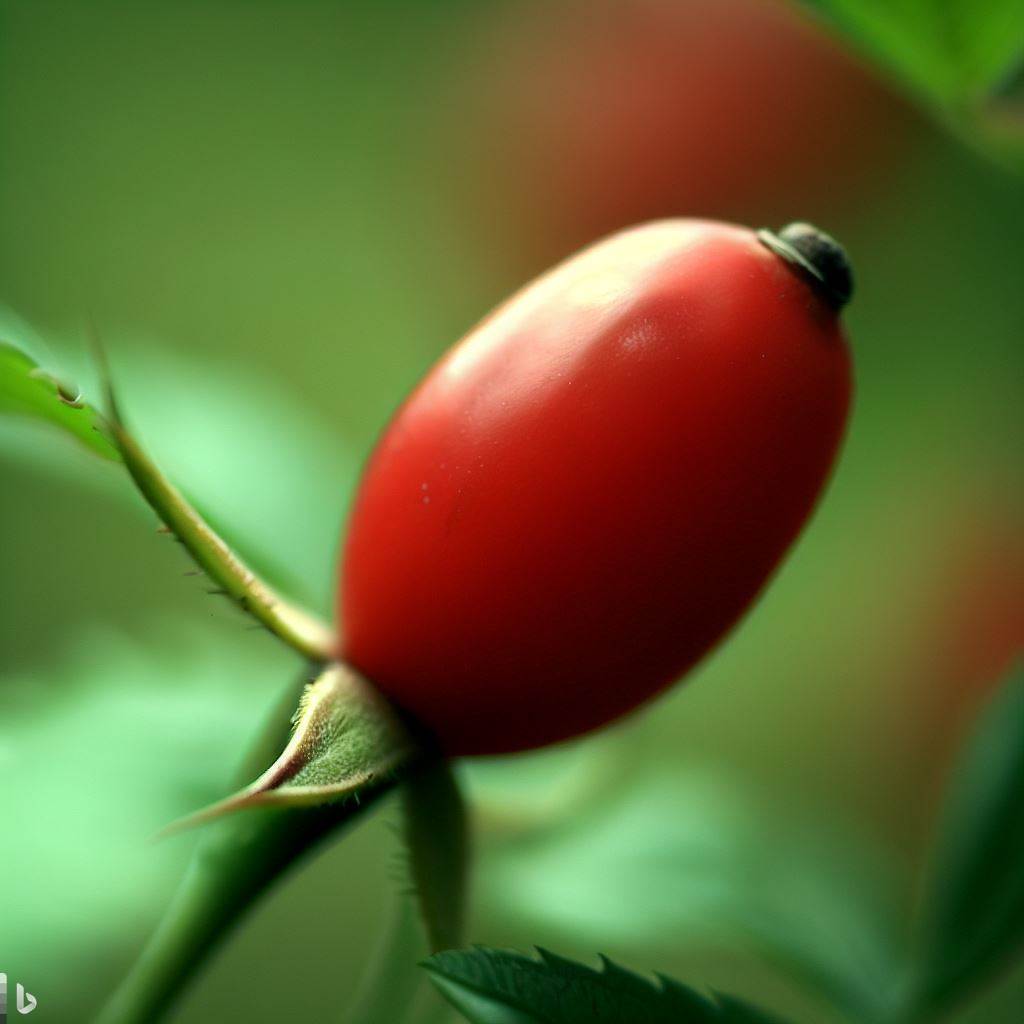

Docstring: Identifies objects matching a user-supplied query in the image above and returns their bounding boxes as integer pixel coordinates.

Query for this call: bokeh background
[1,0,1022,1021]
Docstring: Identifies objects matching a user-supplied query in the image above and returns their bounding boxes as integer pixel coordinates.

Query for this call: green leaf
[346,899,434,1024]
[165,662,416,831]
[422,947,793,1024]
[0,623,294,1017]
[403,758,470,953]
[1,335,336,659]
[0,340,120,460]
[476,774,904,1022]
[916,661,1024,1012]
[796,0,1024,109]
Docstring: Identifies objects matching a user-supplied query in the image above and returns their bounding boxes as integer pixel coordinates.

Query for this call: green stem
[103,374,334,662]
[98,798,387,1024]
[345,759,470,1024]
[97,674,395,1024]
[402,758,469,954]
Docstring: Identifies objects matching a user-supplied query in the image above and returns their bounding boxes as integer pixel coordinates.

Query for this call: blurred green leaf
[403,758,470,953]
[796,0,1024,111]
[0,340,119,460]
[464,739,625,836]
[0,326,364,622]
[1,326,342,656]
[422,947,791,1024]
[346,899,433,1024]
[167,663,414,830]
[0,622,298,1017]
[477,775,904,1022]
[917,662,1024,1012]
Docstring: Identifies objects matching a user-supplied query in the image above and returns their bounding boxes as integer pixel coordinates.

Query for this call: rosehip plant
[1,216,1021,1024]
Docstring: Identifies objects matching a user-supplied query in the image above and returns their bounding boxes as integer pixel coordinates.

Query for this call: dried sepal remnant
[163,663,416,834]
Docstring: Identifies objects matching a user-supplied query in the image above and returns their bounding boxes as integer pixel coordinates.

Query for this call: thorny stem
[96,673,397,1024]
[346,759,469,1024]
[97,801,390,1024]
[87,359,461,1021]
[102,376,334,662]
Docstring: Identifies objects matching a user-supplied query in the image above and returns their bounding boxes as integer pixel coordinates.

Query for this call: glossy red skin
[339,221,852,754]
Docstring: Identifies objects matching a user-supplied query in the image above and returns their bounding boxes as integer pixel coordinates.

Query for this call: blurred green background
[1,0,1022,1021]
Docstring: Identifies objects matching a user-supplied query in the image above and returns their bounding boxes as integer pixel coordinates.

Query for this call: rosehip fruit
[339,219,853,754]
[444,0,910,273]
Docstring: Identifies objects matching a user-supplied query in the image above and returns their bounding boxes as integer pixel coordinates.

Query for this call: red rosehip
[902,498,1024,774]
[443,0,911,273]
[339,220,853,754]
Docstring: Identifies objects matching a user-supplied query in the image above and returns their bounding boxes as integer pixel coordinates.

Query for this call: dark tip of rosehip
[757,222,854,312]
